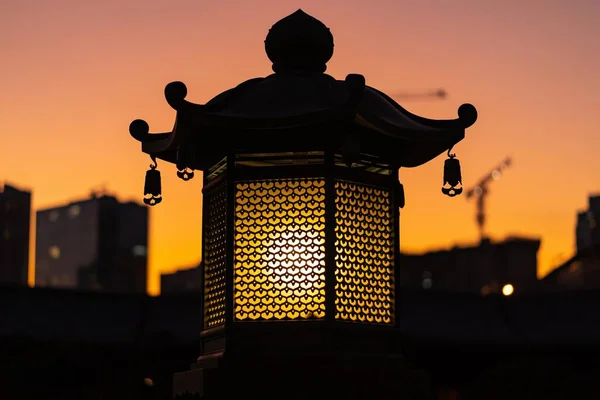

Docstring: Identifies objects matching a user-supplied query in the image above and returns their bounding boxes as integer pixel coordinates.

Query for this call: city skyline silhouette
[2,0,600,294]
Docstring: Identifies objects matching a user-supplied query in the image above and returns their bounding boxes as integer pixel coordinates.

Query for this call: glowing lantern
[128,8,477,399]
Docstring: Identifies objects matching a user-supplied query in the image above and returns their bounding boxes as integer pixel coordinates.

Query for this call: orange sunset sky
[2,0,599,295]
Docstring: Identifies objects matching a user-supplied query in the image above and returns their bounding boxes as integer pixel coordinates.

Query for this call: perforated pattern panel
[234,179,326,321]
[334,180,395,324]
[203,184,228,328]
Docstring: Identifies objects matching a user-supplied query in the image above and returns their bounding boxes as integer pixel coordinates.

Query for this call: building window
[49,245,61,260]
[49,211,59,222]
[422,271,432,290]
[68,205,81,218]
[132,245,147,257]
[422,278,432,289]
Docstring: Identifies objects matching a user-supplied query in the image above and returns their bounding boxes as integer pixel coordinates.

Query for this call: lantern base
[173,349,430,400]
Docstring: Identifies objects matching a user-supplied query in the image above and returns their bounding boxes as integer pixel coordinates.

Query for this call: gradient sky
[2,0,599,295]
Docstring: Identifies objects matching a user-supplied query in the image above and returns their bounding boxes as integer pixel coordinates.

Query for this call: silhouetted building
[160,262,202,294]
[576,194,600,253]
[544,194,600,292]
[540,244,600,292]
[400,236,541,295]
[0,183,31,286]
[35,192,148,293]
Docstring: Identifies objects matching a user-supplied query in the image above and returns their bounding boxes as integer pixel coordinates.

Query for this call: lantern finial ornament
[265,9,334,74]
[442,148,463,197]
[143,156,162,206]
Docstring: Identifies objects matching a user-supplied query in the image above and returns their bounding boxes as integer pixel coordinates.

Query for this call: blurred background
[2,0,600,398]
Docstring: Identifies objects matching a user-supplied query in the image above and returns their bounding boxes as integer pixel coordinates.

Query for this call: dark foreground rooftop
[2,286,600,346]
[2,286,600,399]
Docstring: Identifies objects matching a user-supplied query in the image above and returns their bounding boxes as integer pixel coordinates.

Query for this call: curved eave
[354,86,477,167]
[129,76,477,169]
[129,75,366,162]
[141,133,175,154]
[365,86,477,131]
[136,104,354,161]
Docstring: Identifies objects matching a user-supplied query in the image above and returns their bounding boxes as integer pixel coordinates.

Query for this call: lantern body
[201,150,398,332]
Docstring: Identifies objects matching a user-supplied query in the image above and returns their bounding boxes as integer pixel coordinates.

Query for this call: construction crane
[465,157,512,243]
[392,88,447,101]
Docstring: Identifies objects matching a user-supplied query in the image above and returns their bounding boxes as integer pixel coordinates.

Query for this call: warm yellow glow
[211,178,394,324]
[502,283,514,296]
[334,181,395,324]
[48,245,61,260]
[234,179,326,321]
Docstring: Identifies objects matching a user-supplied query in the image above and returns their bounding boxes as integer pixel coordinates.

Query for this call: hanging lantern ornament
[441,147,463,197]
[144,155,163,206]
[176,145,195,181]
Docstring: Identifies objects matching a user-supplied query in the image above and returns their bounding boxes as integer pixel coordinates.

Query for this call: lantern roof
[130,9,477,169]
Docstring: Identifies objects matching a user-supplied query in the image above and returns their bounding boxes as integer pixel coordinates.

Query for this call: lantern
[128,9,477,400]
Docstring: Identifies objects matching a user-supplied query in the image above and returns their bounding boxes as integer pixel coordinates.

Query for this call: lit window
[422,271,432,289]
[422,278,432,289]
[49,211,59,222]
[49,245,61,259]
[132,245,147,257]
[68,205,80,218]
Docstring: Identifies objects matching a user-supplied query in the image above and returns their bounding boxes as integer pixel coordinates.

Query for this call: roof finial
[264,9,334,74]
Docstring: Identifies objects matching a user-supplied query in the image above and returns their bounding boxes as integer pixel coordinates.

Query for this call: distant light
[502,284,514,296]
[68,205,81,218]
[422,278,432,289]
[49,211,59,222]
[143,378,154,387]
[473,186,483,196]
[49,246,61,260]
[491,169,501,180]
[133,245,147,257]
